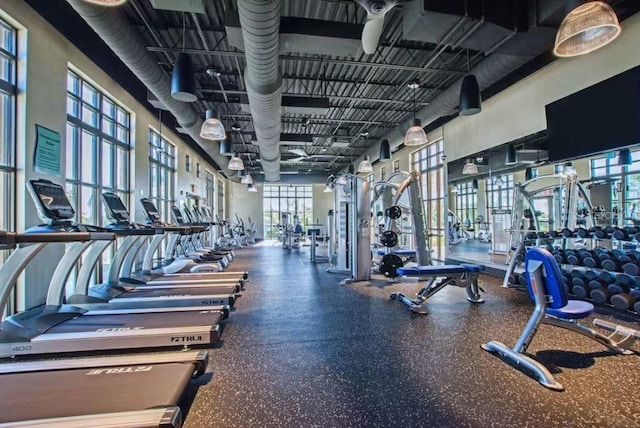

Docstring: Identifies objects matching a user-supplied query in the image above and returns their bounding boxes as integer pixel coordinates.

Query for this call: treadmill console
[171,206,186,224]
[27,179,75,222]
[101,192,130,224]
[140,198,162,224]
[182,207,195,223]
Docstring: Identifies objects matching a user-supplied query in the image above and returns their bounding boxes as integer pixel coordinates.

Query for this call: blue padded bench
[482,247,639,391]
[376,249,417,257]
[390,263,485,314]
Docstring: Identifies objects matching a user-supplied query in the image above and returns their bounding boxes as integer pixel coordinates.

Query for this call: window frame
[148,128,176,223]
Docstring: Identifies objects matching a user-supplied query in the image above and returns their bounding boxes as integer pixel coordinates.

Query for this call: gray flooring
[184,244,640,428]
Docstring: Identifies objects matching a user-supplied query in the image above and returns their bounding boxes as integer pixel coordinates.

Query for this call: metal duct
[65,0,235,178]
[237,0,282,182]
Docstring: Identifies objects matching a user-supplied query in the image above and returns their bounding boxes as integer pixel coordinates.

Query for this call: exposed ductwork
[65,0,236,178]
[237,0,282,182]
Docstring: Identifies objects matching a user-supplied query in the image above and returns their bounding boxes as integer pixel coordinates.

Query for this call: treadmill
[120,198,247,286]
[25,180,238,309]
[0,197,225,358]
[0,350,208,427]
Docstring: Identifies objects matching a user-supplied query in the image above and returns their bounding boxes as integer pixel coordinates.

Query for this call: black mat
[185,245,640,428]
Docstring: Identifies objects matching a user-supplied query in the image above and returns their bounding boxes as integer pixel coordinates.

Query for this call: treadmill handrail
[0,231,114,245]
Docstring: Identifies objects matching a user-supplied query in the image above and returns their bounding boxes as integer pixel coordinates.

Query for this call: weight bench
[389,264,485,314]
[482,247,639,391]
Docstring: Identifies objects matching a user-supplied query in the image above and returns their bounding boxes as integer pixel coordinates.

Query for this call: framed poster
[33,125,61,176]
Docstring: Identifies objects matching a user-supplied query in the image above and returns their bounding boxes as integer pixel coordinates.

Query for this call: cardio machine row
[0,179,251,428]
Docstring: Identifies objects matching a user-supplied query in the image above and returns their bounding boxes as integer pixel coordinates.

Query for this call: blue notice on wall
[34,125,61,176]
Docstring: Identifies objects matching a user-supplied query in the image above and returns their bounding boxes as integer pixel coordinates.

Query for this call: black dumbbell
[575,227,594,239]
[583,270,598,282]
[608,282,630,295]
[548,230,561,239]
[590,286,613,304]
[518,273,527,287]
[610,289,640,310]
[613,226,638,241]
[594,227,615,239]
[583,251,602,268]
[601,256,622,272]
[622,259,640,276]
[553,250,566,265]
[561,228,576,238]
[615,273,634,287]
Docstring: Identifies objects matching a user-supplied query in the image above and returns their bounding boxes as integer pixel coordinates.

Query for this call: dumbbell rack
[507,227,640,318]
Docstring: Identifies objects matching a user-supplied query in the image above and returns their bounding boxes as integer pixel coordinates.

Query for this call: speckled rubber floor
[184,245,640,428]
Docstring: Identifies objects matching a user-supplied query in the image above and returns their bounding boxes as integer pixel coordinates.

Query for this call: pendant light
[459,49,482,116]
[171,14,197,102]
[200,109,226,140]
[324,184,333,193]
[554,1,621,58]
[404,80,427,146]
[82,0,128,5]
[379,139,391,161]
[618,148,632,166]
[228,153,244,170]
[462,159,478,175]
[358,156,373,174]
[472,179,479,190]
[348,164,355,175]
[505,144,517,165]
[220,134,232,156]
[247,183,257,193]
[241,173,254,185]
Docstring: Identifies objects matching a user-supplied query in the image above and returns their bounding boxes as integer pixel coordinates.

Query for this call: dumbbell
[561,228,576,238]
[601,255,623,272]
[591,285,613,304]
[594,227,615,239]
[582,251,602,268]
[518,273,527,287]
[622,260,640,276]
[553,250,566,265]
[610,289,640,311]
[565,250,589,266]
[575,227,594,239]
[612,226,639,241]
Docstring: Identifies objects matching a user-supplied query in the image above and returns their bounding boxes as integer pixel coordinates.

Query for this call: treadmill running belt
[44,311,221,334]
[0,363,193,423]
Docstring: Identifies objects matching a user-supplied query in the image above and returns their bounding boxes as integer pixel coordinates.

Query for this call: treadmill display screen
[102,193,129,216]
[171,206,185,223]
[32,181,72,210]
[141,199,161,222]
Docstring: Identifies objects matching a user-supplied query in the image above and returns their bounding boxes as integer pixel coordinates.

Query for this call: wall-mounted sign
[33,125,61,176]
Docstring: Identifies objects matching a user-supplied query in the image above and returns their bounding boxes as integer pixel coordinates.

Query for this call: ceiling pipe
[65,0,236,177]
[237,0,282,182]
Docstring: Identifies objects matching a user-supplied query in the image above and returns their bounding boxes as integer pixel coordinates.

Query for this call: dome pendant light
[462,159,478,175]
[241,173,254,185]
[200,109,226,140]
[228,153,244,171]
[379,139,391,161]
[81,0,128,5]
[460,49,482,116]
[404,80,427,146]
[171,14,197,102]
[554,1,621,58]
[358,156,373,174]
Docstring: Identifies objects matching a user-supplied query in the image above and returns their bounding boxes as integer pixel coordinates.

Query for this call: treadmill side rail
[0,406,181,428]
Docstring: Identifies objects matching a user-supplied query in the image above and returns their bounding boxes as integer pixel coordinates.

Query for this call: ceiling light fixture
[618,148,632,166]
[347,164,355,175]
[459,49,482,116]
[247,183,258,193]
[472,179,479,190]
[379,139,391,162]
[231,123,242,132]
[360,131,369,137]
[81,0,128,5]
[228,153,244,171]
[219,135,232,156]
[554,1,621,58]
[200,109,226,140]
[462,159,478,175]
[171,13,197,102]
[358,156,373,174]
[404,80,427,146]
[241,173,253,185]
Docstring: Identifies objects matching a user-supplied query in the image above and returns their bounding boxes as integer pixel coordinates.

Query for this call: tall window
[205,169,215,215]
[455,181,477,226]
[485,175,514,214]
[217,180,224,219]
[263,185,312,239]
[411,140,445,261]
[148,129,176,222]
[0,19,16,235]
[592,150,640,220]
[66,71,131,226]
[381,166,386,181]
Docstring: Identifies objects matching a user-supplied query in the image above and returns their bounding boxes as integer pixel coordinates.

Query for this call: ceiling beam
[147,46,463,76]
[222,113,397,127]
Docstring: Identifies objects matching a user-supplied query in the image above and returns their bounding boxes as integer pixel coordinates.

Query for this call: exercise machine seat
[546,300,594,320]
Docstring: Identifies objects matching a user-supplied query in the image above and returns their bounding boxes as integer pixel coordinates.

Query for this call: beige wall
[0,0,226,309]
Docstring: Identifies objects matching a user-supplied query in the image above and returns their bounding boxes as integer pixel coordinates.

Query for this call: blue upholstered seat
[546,300,594,320]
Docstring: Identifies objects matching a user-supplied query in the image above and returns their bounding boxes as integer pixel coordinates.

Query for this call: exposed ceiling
[28,0,640,181]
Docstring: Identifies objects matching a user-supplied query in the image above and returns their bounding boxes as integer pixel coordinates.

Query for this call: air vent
[149,0,205,14]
